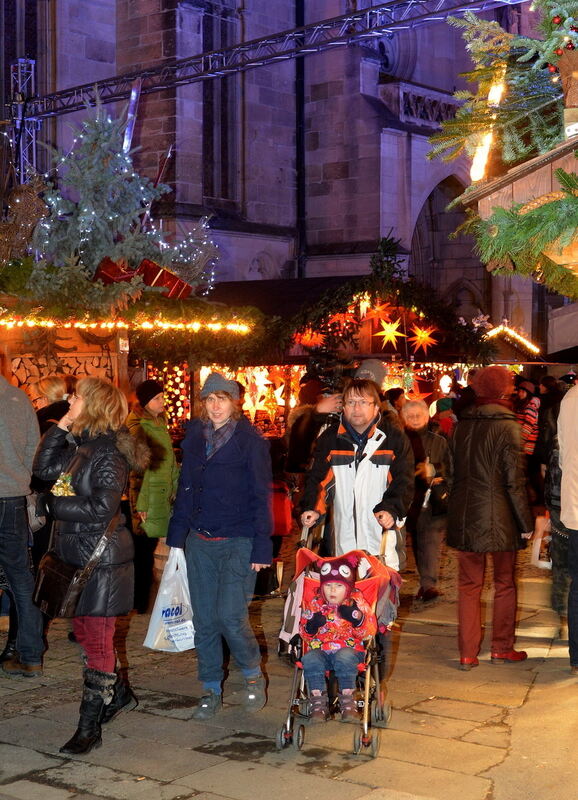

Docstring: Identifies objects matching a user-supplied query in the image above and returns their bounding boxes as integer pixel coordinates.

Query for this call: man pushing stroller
[300,554,377,723]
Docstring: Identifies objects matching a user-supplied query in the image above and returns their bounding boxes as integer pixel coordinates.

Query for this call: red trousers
[457,551,517,659]
[73,616,116,673]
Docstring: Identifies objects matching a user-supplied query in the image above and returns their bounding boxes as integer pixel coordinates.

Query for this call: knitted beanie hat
[470,365,513,399]
[200,372,240,400]
[317,554,358,597]
[518,380,536,395]
[136,379,164,408]
[298,378,324,405]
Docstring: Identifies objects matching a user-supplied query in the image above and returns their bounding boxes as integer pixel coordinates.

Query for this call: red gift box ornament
[136,259,192,299]
[94,257,135,284]
[94,257,192,299]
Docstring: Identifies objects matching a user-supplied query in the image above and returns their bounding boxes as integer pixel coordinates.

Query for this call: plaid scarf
[203,417,238,459]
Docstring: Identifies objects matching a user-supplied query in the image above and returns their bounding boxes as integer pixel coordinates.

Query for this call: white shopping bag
[143,547,196,652]
[530,515,552,570]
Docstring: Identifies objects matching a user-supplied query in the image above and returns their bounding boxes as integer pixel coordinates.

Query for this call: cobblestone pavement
[0,544,576,800]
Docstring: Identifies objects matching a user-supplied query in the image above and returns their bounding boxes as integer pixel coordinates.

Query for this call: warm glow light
[0,317,252,335]
[470,132,493,182]
[470,72,506,183]
[485,324,540,354]
[373,318,406,348]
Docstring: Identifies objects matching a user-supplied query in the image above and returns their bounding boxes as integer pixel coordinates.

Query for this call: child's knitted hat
[317,554,358,596]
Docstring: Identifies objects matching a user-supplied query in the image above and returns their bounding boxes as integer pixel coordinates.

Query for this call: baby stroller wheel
[276,725,291,751]
[370,730,381,759]
[294,724,305,750]
[352,728,362,755]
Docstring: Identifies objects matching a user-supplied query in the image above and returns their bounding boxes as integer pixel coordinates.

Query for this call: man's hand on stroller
[338,600,364,627]
[301,510,320,528]
[305,611,327,635]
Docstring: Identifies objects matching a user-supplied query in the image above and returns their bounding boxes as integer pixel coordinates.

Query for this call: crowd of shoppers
[0,360,577,753]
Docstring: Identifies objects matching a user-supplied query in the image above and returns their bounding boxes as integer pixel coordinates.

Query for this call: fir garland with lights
[290,236,494,363]
[458,167,578,299]
[428,14,563,171]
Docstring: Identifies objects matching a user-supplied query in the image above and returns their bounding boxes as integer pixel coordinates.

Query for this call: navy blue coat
[166,416,273,564]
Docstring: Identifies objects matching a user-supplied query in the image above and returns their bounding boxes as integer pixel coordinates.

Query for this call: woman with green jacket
[126,380,179,540]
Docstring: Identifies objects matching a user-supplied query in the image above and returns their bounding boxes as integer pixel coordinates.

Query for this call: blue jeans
[301,647,364,692]
[566,528,578,665]
[0,497,44,664]
[185,534,260,691]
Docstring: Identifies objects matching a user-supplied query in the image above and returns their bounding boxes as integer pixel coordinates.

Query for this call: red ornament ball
[552,15,563,23]
[566,41,575,49]
[555,47,564,55]
[549,64,558,72]
[571,26,578,31]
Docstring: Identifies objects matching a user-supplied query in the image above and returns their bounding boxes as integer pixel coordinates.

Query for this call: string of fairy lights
[0,317,252,333]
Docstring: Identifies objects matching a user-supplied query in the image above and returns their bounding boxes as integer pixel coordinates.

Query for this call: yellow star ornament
[373,318,406,349]
[408,324,438,354]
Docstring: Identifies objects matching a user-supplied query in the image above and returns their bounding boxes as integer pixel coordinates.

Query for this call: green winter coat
[126,407,179,538]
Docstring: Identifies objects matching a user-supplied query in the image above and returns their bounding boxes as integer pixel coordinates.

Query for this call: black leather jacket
[34,425,149,616]
[447,403,533,552]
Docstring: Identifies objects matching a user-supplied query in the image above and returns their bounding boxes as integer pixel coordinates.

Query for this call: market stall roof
[458,136,578,209]
[209,275,365,319]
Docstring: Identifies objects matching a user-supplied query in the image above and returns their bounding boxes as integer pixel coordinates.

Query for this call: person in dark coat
[33,376,149,755]
[447,365,534,671]
[167,372,273,721]
[401,399,451,603]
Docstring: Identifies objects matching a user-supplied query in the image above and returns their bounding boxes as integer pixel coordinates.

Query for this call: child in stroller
[278,546,400,755]
[300,554,377,723]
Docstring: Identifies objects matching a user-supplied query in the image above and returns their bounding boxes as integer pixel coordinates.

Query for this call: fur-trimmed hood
[115,427,150,474]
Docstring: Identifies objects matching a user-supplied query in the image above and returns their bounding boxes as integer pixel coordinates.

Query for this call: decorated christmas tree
[30,104,218,295]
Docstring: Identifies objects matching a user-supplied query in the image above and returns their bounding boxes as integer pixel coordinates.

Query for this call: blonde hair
[36,375,67,404]
[71,377,128,437]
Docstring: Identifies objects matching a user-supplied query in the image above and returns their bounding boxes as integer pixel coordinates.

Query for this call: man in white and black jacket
[300,378,414,570]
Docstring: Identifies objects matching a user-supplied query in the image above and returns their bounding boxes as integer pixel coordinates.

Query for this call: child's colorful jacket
[299,587,377,653]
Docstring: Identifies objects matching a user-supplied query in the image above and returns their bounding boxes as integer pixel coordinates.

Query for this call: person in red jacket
[300,554,376,723]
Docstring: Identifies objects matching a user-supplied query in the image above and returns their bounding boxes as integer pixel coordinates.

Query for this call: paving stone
[386,708,475,740]
[0,743,64,781]
[176,761,369,799]
[0,714,79,755]
[411,697,504,723]
[0,780,75,799]
[109,708,224,747]
[341,756,491,800]
[28,762,194,800]
[78,736,225,781]
[461,721,510,749]
[357,790,439,800]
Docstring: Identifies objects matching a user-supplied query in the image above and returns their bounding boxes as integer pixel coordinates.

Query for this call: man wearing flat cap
[167,372,273,720]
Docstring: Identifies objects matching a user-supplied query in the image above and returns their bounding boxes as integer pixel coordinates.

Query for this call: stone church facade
[3,0,547,343]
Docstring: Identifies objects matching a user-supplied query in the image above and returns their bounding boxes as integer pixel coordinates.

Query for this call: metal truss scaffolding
[23,0,528,121]
[11,58,39,179]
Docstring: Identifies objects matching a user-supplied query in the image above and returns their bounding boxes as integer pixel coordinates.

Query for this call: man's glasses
[344,399,375,408]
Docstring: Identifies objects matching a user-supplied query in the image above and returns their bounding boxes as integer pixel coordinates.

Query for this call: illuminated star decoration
[408,324,438,354]
[374,318,406,349]
[363,301,394,322]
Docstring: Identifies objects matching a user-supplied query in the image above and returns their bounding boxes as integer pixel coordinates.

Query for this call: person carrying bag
[32,377,150,756]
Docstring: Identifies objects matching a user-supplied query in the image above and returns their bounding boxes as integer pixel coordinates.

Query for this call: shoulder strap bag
[33,511,121,618]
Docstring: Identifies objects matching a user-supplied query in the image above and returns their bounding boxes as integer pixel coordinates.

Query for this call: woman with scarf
[447,366,533,671]
[166,373,272,720]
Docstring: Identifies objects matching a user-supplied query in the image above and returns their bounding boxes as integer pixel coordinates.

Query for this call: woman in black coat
[34,376,149,755]
[447,366,534,671]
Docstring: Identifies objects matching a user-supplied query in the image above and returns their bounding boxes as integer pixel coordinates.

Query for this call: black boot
[0,594,18,663]
[60,668,116,755]
[101,671,138,724]
[0,637,17,664]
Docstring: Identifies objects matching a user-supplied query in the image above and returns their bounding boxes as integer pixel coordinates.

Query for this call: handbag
[33,512,120,618]
[27,492,47,534]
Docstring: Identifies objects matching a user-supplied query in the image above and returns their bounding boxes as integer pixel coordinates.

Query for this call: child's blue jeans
[302,647,364,691]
